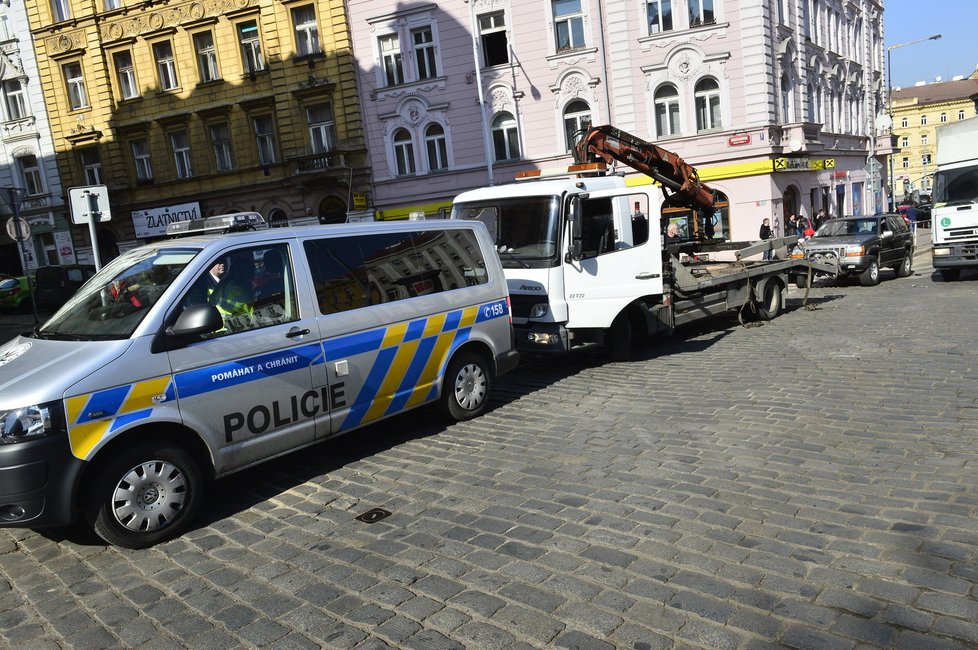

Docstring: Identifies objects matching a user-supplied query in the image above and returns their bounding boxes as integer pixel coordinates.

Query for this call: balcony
[292,150,347,174]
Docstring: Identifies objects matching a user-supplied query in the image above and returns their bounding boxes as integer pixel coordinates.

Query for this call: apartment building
[349,0,884,240]
[0,1,74,276]
[889,69,978,201]
[25,0,368,261]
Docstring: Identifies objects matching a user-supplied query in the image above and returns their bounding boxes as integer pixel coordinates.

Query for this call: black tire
[896,250,913,278]
[859,257,880,286]
[440,352,491,421]
[757,281,783,321]
[84,442,203,549]
[940,268,960,281]
[795,273,809,289]
[609,311,633,362]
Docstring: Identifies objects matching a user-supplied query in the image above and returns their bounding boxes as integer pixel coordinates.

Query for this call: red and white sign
[728,134,751,147]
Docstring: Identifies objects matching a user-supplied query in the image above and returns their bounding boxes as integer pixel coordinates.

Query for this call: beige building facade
[25,0,368,261]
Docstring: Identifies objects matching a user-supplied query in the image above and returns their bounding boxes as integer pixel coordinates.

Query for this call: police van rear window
[303,229,489,315]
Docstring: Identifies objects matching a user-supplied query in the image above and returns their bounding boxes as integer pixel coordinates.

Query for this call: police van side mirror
[167,303,223,339]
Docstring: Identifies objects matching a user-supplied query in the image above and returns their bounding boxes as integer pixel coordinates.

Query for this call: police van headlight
[0,402,61,443]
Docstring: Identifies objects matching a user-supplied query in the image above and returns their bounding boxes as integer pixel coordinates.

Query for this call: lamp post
[887,34,941,211]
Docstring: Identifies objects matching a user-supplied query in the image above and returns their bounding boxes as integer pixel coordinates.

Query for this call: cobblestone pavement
[2,256,978,649]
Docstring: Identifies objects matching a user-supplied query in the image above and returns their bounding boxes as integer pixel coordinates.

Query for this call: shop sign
[773,158,835,172]
[131,202,201,238]
[353,192,368,210]
[728,134,751,147]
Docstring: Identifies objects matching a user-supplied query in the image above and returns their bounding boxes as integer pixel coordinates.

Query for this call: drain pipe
[467,1,495,186]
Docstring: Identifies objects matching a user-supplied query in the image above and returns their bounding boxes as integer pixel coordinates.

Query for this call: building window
[307,104,337,153]
[51,0,70,21]
[194,32,220,83]
[239,21,265,74]
[413,27,437,80]
[959,110,966,120]
[654,84,680,137]
[922,153,932,165]
[940,112,947,123]
[292,5,320,57]
[689,0,715,27]
[112,51,138,100]
[2,79,28,121]
[131,139,153,182]
[901,157,909,169]
[563,100,591,152]
[63,62,88,110]
[254,116,276,165]
[780,73,792,123]
[153,41,179,91]
[80,149,102,185]
[921,134,928,145]
[479,12,509,67]
[209,123,234,172]
[379,34,403,86]
[553,0,585,52]
[393,128,415,175]
[18,155,43,196]
[694,77,721,131]
[104,0,122,9]
[901,136,908,147]
[920,115,927,125]
[491,112,520,161]
[647,0,673,34]
[900,117,908,128]
[170,131,193,179]
[425,123,448,171]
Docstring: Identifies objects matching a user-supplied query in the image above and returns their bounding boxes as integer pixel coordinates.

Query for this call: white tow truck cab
[931,117,978,280]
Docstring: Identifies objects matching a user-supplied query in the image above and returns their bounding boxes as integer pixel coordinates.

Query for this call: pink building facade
[348,0,885,241]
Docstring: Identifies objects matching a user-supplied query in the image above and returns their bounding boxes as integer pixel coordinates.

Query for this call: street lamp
[887,34,941,211]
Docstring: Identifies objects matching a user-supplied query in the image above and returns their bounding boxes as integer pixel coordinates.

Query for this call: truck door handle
[635,272,660,280]
[285,327,311,339]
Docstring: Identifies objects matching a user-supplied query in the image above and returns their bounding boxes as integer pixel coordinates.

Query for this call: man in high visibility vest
[209,254,254,332]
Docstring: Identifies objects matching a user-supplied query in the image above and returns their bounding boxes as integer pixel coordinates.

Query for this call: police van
[0,215,518,548]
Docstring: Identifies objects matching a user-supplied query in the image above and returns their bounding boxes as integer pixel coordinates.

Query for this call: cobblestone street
[2,255,978,649]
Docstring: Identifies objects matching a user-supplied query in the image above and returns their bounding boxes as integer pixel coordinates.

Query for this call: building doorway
[318,197,347,224]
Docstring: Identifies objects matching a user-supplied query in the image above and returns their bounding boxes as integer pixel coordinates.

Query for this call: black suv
[791,214,914,287]
[34,264,97,310]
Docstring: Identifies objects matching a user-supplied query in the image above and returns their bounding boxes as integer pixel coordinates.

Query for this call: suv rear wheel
[859,257,881,286]
[896,250,913,278]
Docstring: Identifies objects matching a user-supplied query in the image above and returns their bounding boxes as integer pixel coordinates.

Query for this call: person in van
[208,253,255,331]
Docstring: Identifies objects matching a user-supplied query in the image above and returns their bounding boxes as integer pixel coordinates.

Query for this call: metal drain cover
[355,508,392,524]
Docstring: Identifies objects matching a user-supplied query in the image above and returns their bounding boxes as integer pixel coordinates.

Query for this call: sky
[884,0,978,88]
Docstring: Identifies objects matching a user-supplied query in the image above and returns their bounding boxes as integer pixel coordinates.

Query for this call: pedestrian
[788,214,798,238]
[759,218,773,260]
[814,208,826,229]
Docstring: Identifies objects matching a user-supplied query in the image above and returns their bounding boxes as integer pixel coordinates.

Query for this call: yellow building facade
[889,71,978,202]
[26,0,368,258]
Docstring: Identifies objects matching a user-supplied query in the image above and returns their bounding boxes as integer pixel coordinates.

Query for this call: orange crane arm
[574,124,717,211]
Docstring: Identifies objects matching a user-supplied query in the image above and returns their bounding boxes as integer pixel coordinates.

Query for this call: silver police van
[0,215,517,548]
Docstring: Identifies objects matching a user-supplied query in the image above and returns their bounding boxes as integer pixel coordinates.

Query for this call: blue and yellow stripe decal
[65,376,175,460]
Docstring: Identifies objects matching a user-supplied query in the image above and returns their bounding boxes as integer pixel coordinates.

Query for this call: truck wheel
[940,268,960,281]
[859,258,880,286]
[795,273,809,289]
[758,281,783,321]
[440,352,491,421]
[85,442,202,549]
[609,311,633,362]
[896,251,913,278]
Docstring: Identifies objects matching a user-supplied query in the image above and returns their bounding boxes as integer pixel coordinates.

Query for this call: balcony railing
[292,150,347,173]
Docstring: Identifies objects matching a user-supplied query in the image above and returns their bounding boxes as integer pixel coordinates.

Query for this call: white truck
[931,116,978,280]
[451,125,826,360]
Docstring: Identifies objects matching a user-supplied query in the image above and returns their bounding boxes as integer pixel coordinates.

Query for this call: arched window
[654,84,680,137]
[424,123,448,171]
[563,100,591,151]
[491,112,520,161]
[780,74,793,124]
[392,128,415,175]
[694,78,721,132]
[268,209,288,228]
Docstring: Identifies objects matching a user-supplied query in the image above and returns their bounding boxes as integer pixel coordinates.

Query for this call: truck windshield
[36,247,199,341]
[933,166,978,206]
[452,196,561,268]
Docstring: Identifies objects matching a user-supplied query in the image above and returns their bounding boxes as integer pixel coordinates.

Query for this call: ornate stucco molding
[99,0,253,43]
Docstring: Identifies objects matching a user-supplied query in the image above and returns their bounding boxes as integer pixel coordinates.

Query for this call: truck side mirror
[566,195,586,262]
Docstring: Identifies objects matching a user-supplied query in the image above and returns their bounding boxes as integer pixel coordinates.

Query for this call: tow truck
[452,124,830,360]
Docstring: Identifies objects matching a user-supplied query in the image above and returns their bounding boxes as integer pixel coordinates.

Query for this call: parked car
[0,275,32,311]
[33,264,96,311]
[791,214,914,287]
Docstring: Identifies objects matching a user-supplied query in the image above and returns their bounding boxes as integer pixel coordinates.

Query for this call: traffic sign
[864,159,882,173]
[69,185,112,224]
[4,216,29,242]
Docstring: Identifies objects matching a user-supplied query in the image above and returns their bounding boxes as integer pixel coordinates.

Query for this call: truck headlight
[933,248,950,256]
[529,303,549,318]
[0,402,60,443]
[845,244,865,256]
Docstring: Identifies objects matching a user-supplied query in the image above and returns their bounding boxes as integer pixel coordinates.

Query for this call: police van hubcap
[454,363,487,410]
[112,460,188,532]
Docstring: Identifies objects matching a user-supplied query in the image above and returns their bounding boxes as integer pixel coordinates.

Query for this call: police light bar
[515,162,608,181]
[166,212,265,236]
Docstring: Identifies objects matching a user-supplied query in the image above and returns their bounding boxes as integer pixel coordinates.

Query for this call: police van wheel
[85,442,203,549]
[441,352,491,421]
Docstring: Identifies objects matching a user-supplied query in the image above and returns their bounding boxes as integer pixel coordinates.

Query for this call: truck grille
[509,293,546,319]
[944,227,978,240]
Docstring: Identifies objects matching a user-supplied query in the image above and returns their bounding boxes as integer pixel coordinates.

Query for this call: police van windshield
[452,196,560,268]
[37,247,199,340]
